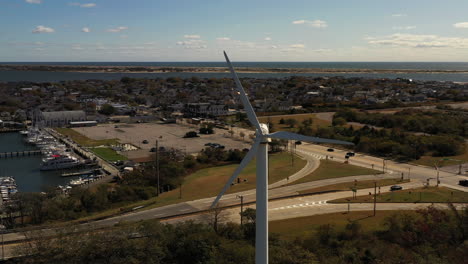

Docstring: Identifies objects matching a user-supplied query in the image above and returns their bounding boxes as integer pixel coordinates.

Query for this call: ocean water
[1,62,468,82]
[0,133,75,192]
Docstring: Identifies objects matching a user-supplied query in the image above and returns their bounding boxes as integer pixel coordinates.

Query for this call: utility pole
[237,195,244,226]
[290,141,294,167]
[156,140,160,196]
[373,181,377,216]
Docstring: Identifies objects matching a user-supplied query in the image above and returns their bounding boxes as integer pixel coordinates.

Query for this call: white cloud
[107,26,128,33]
[25,0,42,4]
[177,39,207,49]
[367,33,468,48]
[81,27,90,33]
[290,44,305,48]
[264,37,272,41]
[454,22,468,28]
[216,37,230,41]
[392,13,407,17]
[312,49,332,53]
[71,45,83,50]
[80,3,96,8]
[184,34,201,39]
[32,25,55,33]
[292,19,327,28]
[392,26,416,30]
[69,2,96,8]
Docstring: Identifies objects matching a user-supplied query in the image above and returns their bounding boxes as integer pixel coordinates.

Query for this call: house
[184,103,228,117]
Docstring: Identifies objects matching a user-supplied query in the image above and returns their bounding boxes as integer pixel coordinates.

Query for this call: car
[345,155,350,159]
[142,140,149,144]
[390,185,403,191]
[295,141,302,145]
[327,148,334,152]
[346,152,355,157]
[149,147,157,152]
[204,143,213,146]
[459,180,468,187]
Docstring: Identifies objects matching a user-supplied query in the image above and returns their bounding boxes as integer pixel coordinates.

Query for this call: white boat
[40,154,82,171]
[19,130,29,136]
[69,178,84,186]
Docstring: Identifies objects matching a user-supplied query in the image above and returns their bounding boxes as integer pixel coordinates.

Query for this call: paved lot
[73,123,252,158]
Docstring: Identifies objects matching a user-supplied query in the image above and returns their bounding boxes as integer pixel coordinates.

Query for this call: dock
[0,128,22,133]
[0,150,42,158]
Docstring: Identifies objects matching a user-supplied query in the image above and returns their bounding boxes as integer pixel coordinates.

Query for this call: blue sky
[1,0,468,61]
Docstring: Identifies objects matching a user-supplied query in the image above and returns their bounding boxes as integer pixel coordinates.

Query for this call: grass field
[150,152,307,206]
[412,144,468,167]
[270,210,416,240]
[330,186,468,203]
[55,127,119,147]
[91,147,127,162]
[74,152,307,222]
[290,159,381,185]
[258,113,331,132]
[298,178,410,195]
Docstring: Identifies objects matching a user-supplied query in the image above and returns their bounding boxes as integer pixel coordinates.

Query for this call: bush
[183,131,198,138]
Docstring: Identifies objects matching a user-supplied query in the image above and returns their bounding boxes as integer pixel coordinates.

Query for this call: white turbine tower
[212,51,354,264]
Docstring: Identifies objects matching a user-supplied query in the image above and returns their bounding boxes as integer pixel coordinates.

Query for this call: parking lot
[73,122,253,159]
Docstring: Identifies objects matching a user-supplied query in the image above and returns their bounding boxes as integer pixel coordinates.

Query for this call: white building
[40,110,86,127]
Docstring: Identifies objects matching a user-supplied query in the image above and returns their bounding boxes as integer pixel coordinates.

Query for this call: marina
[0,132,99,192]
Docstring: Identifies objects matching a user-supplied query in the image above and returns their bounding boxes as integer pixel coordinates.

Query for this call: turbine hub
[260,123,269,135]
[259,123,271,142]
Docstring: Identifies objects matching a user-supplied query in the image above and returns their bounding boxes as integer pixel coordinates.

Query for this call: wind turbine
[211,51,354,264]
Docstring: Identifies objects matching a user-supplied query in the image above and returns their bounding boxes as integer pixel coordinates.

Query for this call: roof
[69,121,97,125]
[41,110,86,120]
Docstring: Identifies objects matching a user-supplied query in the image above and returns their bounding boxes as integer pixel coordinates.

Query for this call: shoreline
[2,65,468,75]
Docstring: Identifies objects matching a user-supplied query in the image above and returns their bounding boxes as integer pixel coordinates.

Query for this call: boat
[19,130,29,136]
[40,154,82,171]
[69,178,84,186]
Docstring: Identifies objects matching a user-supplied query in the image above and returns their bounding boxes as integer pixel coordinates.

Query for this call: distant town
[1,76,468,127]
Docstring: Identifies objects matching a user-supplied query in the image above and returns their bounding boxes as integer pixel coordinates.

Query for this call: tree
[285,118,298,128]
[239,131,245,140]
[183,131,198,138]
[332,117,347,126]
[99,104,115,115]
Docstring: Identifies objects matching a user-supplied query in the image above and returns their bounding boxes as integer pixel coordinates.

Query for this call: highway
[0,144,466,259]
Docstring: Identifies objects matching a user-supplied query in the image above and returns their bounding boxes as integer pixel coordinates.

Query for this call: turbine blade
[266,131,354,145]
[210,139,261,208]
[224,51,263,134]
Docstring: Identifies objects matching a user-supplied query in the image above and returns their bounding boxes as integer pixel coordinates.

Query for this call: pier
[0,128,21,133]
[0,150,42,158]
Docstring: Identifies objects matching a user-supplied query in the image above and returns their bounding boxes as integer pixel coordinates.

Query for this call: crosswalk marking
[270,200,328,211]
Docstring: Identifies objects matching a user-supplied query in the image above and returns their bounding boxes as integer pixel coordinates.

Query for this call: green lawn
[149,152,307,206]
[270,210,417,240]
[54,127,119,147]
[412,144,468,167]
[74,152,307,223]
[91,147,127,162]
[298,179,410,195]
[330,186,468,203]
[290,159,381,185]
